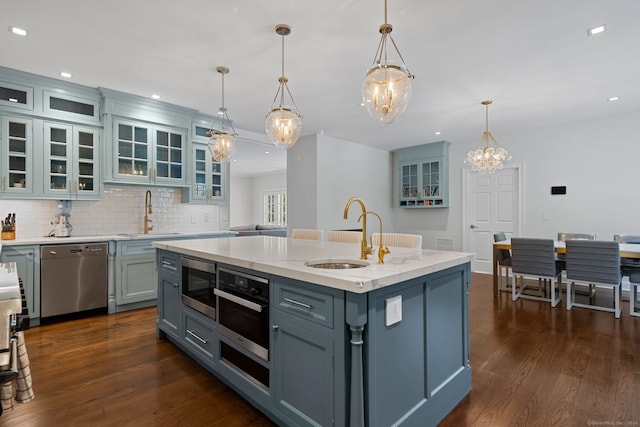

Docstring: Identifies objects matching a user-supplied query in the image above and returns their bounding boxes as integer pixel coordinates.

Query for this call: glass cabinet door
[44,123,100,199]
[211,161,222,199]
[74,127,99,197]
[190,144,224,202]
[116,121,149,180]
[401,163,418,199]
[45,123,72,195]
[193,146,208,200]
[155,128,183,182]
[2,116,33,195]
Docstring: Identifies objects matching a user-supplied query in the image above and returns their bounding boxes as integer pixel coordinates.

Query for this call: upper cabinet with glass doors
[396,141,451,208]
[1,116,34,197]
[43,122,100,199]
[101,88,195,187]
[112,119,186,186]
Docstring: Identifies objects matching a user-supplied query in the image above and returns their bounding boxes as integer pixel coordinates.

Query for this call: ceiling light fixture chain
[265,24,303,150]
[465,100,511,174]
[208,66,238,164]
[362,0,415,124]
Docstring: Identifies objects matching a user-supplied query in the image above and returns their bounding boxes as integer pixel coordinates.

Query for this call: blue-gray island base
[153,236,473,426]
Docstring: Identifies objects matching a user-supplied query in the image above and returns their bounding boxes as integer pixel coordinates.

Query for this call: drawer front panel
[274,282,334,329]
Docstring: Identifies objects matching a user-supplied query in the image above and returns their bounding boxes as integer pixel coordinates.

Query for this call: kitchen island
[153,236,474,427]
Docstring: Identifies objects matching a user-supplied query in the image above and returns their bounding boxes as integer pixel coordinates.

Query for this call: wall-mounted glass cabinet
[43,122,100,199]
[396,141,451,208]
[182,142,226,204]
[1,116,34,196]
[113,119,186,186]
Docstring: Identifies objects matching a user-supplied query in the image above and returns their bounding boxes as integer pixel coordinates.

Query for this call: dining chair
[510,238,562,307]
[371,233,422,249]
[565,240,621,318]
[291,229,324,240]
[629,270,640,317]
[326,230,362,244]
[493,232,512,291]
[613,234,640,276]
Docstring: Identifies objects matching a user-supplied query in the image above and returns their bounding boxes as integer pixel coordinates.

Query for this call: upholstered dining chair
[326,230,362,244]
[371,233,422,249]
[291,229,324,240]
[510,238,563,307]
[613,234,640,276]
[494,232,512,291]
[565,240,622,318]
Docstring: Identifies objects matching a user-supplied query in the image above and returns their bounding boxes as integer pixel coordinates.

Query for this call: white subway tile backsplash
[1,184,224,238]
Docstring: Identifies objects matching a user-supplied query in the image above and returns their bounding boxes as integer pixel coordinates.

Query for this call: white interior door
[463,165,522,273]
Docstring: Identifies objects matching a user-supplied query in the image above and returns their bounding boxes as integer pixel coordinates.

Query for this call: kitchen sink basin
[305,259,369,269]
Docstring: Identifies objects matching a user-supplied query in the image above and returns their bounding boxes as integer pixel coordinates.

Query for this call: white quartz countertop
[153,236,475,294]
[1,231,236,246]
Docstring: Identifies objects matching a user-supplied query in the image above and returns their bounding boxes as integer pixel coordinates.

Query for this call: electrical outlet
[204,212,209,222]
[385,295,402,326]
[191,215,196,224]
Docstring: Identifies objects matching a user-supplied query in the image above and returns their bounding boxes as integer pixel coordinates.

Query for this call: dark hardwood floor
[2,273,638,426]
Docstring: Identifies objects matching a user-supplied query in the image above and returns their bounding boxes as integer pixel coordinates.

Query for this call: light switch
[385,295,402,326]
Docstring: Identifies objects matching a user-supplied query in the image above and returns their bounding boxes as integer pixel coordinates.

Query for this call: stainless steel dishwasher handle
[214,289,263,313]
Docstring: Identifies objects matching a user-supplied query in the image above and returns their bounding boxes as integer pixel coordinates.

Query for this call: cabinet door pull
[186,329,208,344]
[284,298,312,310]
[272,324,279,330]
[172,282,179,288]
[161,260,177,271]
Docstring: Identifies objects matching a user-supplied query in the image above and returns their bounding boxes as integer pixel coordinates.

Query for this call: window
[262,190,287,226]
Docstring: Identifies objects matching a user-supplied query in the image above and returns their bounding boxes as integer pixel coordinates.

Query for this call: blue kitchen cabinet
[182,306,218,370]
[110,119,186,187]
[182,142,227,204]
[42,122,101,200]
[0,115,35,198]
[157,250,181,341]
[0,244,40,322]
[396,141,451,208]
[115,239,160,309]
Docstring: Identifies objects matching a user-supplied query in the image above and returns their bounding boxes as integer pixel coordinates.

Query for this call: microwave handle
[214,288,264,313]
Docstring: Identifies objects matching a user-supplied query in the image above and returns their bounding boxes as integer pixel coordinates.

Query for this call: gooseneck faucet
[343,197,372,260]
[144,190,153,234]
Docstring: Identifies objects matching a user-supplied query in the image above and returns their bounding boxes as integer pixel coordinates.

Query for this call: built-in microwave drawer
[274,281,334,329]
[183,307,216,362]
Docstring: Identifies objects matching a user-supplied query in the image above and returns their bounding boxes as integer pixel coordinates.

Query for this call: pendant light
[362,0,415,124]
[265,24,303,150]
[208,66,237,164]
[465,100,511,174]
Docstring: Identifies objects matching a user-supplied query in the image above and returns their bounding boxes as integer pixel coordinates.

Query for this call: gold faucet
[144,190,153,234]
[343,197,372,260]
[359,210,391,264]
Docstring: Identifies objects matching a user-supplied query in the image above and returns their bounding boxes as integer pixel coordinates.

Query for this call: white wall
[230,172,287,226]
[287,133,392,235]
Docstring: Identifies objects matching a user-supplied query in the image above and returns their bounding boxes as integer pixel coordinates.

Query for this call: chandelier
[265,24,302,150]
[208,66,237,164]
[362,0,415,124]
[465,100,511,174]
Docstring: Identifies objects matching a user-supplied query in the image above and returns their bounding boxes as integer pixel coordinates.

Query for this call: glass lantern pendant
[362,0,414,124]
[207,66,237,164]
[266,24,303,150]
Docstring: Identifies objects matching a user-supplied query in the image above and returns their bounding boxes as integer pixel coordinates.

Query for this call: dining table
[492,240,640,297]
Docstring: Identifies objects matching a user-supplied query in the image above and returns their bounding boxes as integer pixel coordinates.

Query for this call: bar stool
[371,233,422,249]
[291,229,323,240]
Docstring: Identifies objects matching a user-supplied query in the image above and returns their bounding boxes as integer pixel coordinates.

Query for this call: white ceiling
[3,0,639,177]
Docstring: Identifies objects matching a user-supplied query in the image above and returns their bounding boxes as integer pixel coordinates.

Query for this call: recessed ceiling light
[151,94,160,100]
[10,27,27,37]
[587,24,606,36]
[60,72,72,79]
[608,96,620,102]
[264,151,270,154]
[434,131,441,135]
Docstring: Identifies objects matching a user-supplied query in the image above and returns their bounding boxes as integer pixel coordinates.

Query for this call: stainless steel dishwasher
[40,243,108,318]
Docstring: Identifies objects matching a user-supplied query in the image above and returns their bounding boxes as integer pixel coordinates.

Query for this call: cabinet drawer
[183,307,216,362]
[274,281,334,329]
[118,240,156,257]
[158,251,180,276]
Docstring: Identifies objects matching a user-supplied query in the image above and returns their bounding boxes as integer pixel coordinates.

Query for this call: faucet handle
[377,246,391,264]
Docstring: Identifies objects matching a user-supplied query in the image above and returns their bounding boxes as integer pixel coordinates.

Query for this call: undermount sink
[305,259,369,269]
